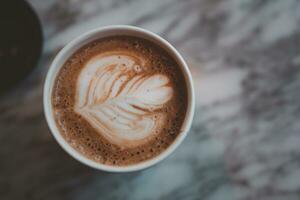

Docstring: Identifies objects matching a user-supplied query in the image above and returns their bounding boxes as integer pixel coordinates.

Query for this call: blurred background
[1,0,300,199]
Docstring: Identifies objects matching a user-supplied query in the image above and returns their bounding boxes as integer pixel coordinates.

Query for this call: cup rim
[43,25,195,172]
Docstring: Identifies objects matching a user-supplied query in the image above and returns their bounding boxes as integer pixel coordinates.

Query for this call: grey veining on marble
[1,0,300,199]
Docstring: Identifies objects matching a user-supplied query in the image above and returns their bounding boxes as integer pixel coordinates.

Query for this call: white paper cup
[43,25,195,172]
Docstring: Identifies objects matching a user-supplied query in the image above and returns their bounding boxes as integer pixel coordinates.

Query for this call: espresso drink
[52,36,187,166]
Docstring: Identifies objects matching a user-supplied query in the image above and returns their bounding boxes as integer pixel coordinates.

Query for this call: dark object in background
[0,0,43,95]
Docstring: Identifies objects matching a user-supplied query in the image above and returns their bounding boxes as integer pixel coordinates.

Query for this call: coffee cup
[44,25,195,172]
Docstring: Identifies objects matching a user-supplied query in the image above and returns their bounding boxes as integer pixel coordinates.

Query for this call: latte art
[75,52,173,147]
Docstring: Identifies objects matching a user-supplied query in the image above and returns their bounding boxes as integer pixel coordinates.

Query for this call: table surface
[1,0,300,199]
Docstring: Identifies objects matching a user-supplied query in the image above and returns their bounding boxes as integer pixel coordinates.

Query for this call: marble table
[1,0,300,199]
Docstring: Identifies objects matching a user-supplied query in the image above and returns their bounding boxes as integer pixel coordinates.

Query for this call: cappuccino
[52,36,187,166]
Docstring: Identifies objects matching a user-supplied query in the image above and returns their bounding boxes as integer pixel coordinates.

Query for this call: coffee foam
[52,36,188,166]
[74,51,173,148]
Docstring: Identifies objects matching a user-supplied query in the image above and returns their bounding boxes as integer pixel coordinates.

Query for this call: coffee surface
[52,36,187,166]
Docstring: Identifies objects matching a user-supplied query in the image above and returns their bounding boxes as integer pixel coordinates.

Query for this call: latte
[52,36,187,166]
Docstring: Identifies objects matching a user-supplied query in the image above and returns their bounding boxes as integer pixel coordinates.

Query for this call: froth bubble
[134,64,142,72]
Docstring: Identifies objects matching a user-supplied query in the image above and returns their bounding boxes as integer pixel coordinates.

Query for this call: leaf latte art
[74,52,173,148]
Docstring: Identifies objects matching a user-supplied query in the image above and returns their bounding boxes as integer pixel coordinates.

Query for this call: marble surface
[1,0,300,199]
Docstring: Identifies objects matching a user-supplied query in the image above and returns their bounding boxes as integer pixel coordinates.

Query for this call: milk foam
[74,51,173,148]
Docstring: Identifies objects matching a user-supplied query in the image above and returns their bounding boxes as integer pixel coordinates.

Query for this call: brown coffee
[52,36,188,166]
